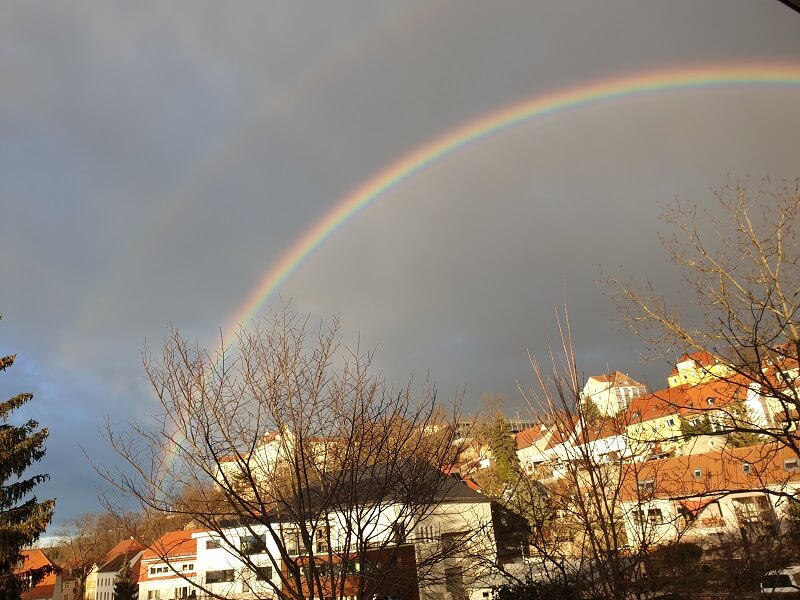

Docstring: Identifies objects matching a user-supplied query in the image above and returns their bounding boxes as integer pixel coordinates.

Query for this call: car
[761,565,800,595]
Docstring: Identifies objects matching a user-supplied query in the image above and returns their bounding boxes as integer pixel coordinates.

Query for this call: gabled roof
[17,550,59,600]
[544,418,579,450]
[670,350,726,375]
[587,371,645,388]
[516,424,547,450]
[579,417,627,444]
[99,550,144,579]
[103,538,145,564]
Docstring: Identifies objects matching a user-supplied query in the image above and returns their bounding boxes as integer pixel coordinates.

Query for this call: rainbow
[157,62,800,486]
[222,61,800,340]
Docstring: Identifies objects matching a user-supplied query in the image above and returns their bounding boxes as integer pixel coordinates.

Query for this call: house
[59,575,79,600]
[515,424,553,474]
[141,476,494,600]
[618,443,800,550]
[138,531,200,600]
[16,549,61,600]
[218,429,348,498]
[581,372,648,416]
[625,387,687,454]
[624,377,768,456]
[667,351,732,388]
[567,417,634,464]
[85,539,145,600]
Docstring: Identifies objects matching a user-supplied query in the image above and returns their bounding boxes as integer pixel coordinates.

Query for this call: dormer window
[638,479,655,492]
[706,397,716,406]
[785,458,799,471]
[742,462,751,474]
[693,468,702,480]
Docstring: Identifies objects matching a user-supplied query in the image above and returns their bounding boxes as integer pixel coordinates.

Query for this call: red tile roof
[516,424,547,450]
[17,550,58,600]
[587,371,645,388]
[626,378,749,424]
[620,443,800,502]
[103,538,145,563]
[141,530,199,561]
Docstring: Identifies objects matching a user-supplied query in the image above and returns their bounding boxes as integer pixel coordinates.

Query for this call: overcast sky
[1,1,799,525]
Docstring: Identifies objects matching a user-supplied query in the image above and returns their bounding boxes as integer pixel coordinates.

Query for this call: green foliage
[680,415,712,437]
[113,558,138,600]
[0,339,55,600]
[489,414,521,486]
[726,401,764,448]
[578,398,602,424]
[494,579,580,600]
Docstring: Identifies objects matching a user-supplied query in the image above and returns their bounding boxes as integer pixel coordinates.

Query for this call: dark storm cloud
[1,0,799,523]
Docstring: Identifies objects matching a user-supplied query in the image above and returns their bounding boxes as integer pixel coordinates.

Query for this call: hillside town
[10,344,800,600]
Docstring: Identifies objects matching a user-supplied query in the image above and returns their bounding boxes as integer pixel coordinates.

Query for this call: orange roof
[626,385,692,423]
[104,538,145,563]
[620,443,800,502]
[588,371,645,388]
[516,424,546,450]
[141,530,199,561]
[580,417,627,443]
[138,530,200,583]
[17,550,58,600]
[679,351,720,367]
[626,378,748,424]
[544,418,579,450]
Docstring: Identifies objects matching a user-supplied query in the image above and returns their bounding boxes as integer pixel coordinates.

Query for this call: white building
[139,477,495,600]
[581,372,647,416]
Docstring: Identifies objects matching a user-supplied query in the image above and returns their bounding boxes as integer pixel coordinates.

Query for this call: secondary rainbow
[221,61,800,340]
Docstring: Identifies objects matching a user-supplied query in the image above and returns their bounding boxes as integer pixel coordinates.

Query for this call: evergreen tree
[0,341,55,600]
[113,558,137,600]
[489,414,521,486]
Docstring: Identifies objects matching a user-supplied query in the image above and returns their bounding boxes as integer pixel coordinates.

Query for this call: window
[706,397,716,406]
[315,526,329,553]
[205,539,220,550]
[666,418,676,427]
[147,591,160,600]
[205,570,235,585]
[175,587,189,599]
[638,479,655,493]
[240,534,267,555]
[785,458,800,471]
[742,462,752,474]
[283,528,301,556]
[255,566,272,581]
[634,508,665,525]
[693,468,702,480]
[182,564,194,572]
[391,522,406,544]
[344,561,362,575]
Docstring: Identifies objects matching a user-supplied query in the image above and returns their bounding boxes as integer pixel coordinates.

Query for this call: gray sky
[1,1,799,525]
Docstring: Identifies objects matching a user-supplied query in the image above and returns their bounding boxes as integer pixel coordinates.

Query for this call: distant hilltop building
[667,350,732,388]
[581,371,647,416]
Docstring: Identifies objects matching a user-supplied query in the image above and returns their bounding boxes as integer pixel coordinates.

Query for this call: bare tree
[613,179,800,458]
[55,512,137,598]
[509,310,699,600]
[97,306,480,600]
